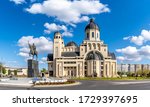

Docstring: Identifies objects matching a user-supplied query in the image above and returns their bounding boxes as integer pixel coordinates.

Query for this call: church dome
[66,41,78,47]
[85,19,99,31]
[86,51,103,60]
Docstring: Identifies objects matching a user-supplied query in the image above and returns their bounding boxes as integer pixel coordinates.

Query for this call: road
[1,80,150,90]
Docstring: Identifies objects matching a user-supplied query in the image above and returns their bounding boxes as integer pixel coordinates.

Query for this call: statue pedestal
[27,59,39,77]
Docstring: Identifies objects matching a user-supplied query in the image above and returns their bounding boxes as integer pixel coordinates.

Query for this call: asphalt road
[1,80,150,90]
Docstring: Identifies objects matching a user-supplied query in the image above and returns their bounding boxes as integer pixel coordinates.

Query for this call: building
[117,64,150,73]
[128,64,135,72]
[121,64,129,72]
[47,19,117,78]
[4,67,27,76]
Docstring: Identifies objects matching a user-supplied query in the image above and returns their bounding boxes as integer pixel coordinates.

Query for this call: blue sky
[1,0,150,69]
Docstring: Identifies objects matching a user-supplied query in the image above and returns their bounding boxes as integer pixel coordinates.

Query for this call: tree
[2,67,6,74]
[126,72,132,77]
[0,62,3,74]
[117,71,124,77]
[14,70,18,76]
[137,70,142,77]
[147,72,150,77]
[41,68,47,73]
[8,69,11,75]
[143,69,150,77]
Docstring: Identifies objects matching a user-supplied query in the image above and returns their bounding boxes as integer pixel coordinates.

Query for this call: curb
[33,82,81,88]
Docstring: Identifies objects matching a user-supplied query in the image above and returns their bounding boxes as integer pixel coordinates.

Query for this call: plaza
[1,78,150,90]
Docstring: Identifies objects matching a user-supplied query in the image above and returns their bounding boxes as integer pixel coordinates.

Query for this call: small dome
[86,51,103,60]
[54,31,61,39]
[54,31,61,35]
[66,41,78,47]
[85,19,99,31]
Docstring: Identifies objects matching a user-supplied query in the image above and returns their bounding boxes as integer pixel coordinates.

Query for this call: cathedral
[47,19,117,78]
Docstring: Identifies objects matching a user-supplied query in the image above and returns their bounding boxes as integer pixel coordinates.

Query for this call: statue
[28,42,38,60]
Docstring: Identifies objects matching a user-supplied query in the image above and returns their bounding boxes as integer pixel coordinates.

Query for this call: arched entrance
[85,51,103,77]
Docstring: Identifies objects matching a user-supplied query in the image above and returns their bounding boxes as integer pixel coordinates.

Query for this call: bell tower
[53,31,64,59]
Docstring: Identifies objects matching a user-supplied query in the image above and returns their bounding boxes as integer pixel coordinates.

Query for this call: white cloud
[116,45,150,62]
[130,36,144,46]
[123,36,131,40]
[116,46,140,62]
[44,23,73,37]
[18,52,29,58]
[116,46,138,56]
[18,36,53,58]
[116,56,125,62]
[39,57,47,64]
[139,45,150,56]
[44,23,67,33]
[10,0,26,5]
[124,30,150,46]
[25,0,110,24]
[62,31,73,37]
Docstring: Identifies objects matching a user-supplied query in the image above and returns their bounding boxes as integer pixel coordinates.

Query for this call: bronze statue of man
[28,42,38,60]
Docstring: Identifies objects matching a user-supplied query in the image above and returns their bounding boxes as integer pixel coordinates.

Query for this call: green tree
[2,67,6,74]
[41,68,47,73]
[14,70,18,76]
[0,62,3,74]
[137,70,142,77]
[8,69,11,75]
[126,72,132,77]
[147,72,150,77]
[143,69,150,77]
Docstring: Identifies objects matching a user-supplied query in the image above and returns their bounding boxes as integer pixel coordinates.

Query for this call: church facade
[47,19,117,78]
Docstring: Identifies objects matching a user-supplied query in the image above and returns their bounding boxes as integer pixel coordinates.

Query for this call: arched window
[87,33,89,39]
[92,32,94,38]
[94,44,96,49]
[88,43,91,50]
[98,44,100,50]
[97,33,99,38]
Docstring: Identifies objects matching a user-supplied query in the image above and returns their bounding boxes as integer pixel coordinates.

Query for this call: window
[97,33,99,38]
[92,32,94,38]
[89,44,91,50]
[87,33,89,39]
[94,44,96,49]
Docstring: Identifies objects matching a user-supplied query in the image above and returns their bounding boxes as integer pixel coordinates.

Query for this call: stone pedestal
[27,59,39,77]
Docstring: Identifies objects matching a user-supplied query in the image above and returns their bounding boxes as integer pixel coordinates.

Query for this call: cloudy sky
[0,0,150,69]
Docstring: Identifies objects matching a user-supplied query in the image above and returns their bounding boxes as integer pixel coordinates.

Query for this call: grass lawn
[72,77,150,80]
